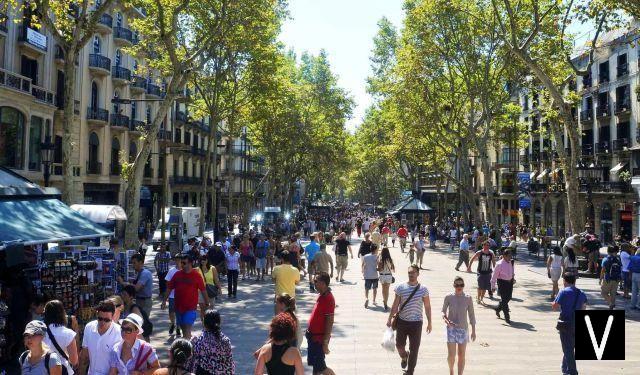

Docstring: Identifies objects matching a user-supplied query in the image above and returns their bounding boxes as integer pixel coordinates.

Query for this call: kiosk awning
[0,198,113,245]
[70,204,127,223]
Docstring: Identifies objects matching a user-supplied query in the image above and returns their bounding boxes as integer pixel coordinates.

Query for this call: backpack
[20,351,56,374]
[605,255,622,281]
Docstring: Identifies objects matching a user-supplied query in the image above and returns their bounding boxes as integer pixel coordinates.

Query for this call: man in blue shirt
[628,249,640,309]
[455,233,470,271]
[305,233,321,292]
[552,272,588,375]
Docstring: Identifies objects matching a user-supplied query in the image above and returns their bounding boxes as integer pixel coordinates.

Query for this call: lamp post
[40,135,54,187]
[213,177,224,241]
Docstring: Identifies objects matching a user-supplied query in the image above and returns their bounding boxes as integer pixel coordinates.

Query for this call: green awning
[0,198,113,245]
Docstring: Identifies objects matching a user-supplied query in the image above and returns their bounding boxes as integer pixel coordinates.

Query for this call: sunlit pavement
[145,236,640,374]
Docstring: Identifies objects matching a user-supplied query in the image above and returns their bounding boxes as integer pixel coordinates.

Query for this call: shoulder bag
[45,325,70,375]
[556,290,582,332]
[391,284,420,330]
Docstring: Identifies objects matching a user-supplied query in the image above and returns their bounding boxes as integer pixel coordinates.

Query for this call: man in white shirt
[413,233,427,269]
[164,256,182,336]
[449,228,458,251]
[78,300,121,375]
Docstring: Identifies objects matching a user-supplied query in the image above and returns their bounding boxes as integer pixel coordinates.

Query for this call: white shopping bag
[381,327,396,352]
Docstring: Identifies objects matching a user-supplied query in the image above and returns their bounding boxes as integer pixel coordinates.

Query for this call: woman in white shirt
[562,246,579,278]
[43,300,79,374]
[546,247,564,300]
[109,314,160,375]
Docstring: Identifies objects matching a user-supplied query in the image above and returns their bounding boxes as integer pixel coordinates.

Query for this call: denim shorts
[365,278,379,290]
[305,331,327,373]
[176,310,197,326]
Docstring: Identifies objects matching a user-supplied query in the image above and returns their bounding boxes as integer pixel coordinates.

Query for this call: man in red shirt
[397,225,409,253]
[161,254,209,339]
[306,272,336,375]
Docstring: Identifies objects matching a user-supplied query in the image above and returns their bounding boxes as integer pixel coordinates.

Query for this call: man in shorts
[306,234,321,292]
[306,272,336,375]
[362,245,379,308]
[161,254,210,339]
[333,232,353,282]
[255,233,270,281]
[164,254,182,336]
[467,241,496,304]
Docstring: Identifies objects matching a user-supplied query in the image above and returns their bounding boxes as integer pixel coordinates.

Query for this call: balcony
[87,107,109,125]
[599,71,610,84]
[129,119,146,133]
[617,63,629,78]
[612,138,629,152]
[595,141,610,154]
[111,66,131,84]
[31,85,56,106]
[174,131,182,144]
[170,176,203,185]
[530,151,540,162]
[86,161,102,175]
[113,26,133,46]
[110,113,130,130]
[530,183,549,193]
[581,144,593,156]
[591,181,631,193]
[146,83,162,98]
[130,76,147,94]
[596,103,610,118]
[96,13,113,33]
[191,146,206,157]
[614,100,631,116]
[88,54,111,76]
[175,110,187,125]
[582,75,592,89]
[0,68,31,94]
[19,27,47,54]
[158,129,172,143]
[110,163,121,176]
[579,109,593,123]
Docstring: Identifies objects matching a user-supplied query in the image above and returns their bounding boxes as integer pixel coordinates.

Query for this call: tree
[17,0,121,203]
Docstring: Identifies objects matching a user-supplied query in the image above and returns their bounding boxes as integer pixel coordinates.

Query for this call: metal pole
[160,145,167,247]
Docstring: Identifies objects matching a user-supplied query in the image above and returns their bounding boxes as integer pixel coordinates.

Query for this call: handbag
[556,290,582,332]
[391,284,420,330]
[391,276,396,283]
[206,283,219,298]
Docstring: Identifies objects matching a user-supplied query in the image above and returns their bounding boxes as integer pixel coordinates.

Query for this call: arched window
[91,82,99,109]
[129,141,137,163]
[111,137,120,174]
[116,12,123,27]
[115,49,122,66]
[88,132,100,173]
[93,35,101,54]
[0,107,25,169]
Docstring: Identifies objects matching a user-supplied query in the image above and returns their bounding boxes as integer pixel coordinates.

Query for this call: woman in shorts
[546,246,563,300]
[442,276,476,375]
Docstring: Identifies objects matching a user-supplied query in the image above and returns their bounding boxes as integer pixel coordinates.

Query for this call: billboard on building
[517,172,531,209]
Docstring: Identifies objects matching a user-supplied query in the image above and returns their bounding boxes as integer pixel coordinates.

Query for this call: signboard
[26,28,47,50]
[517,172,531,209]
[402,190,413,197]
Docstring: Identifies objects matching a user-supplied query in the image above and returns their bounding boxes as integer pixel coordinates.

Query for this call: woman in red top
[240,235,254,280]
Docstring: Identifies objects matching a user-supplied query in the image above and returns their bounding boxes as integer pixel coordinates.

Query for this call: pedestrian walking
[449,227,458,251]
[78,300,122,375]
[397,225,408,252]
[154,245,171,299]
[491,249,515,323]
[362,245,379,308]
[43,300,79,374]
[378,247,395,311]
[306,234,321,292]
[272,252,301,312]
[117,254,154,317]
[467,241,496,305]
[455,234,471,271]
[629,248,640,309]
[162,255,210,340]
[197,256,222,322]
[546,246,563,300]
[358,233,373,258]
[552,273,587,375]
[240,235,255,280]
[225,245,241,298]
[255,234,270,281]
[386,265,432,375]
[305,272,336,375]
[312,244,334,282]
[371,227,382,250]
[429,225,437,249]
[620,243,632,299]
[600,246,622,309]
[254,313,305,375]
[186,310,235,375]
[151,339,192,375]
[442,276,476,375]
[413,233,426,269]
[562,246,579,277]
[20,320,63,375]
[164,256,182,337]
[108,313,160,374]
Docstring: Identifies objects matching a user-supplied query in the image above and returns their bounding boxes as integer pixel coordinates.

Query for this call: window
[20,55,38,85]
[28,116,43,170]
[54,135,62,164]
[129,141,137,163]
[111,137,120,174]
[116,12,123,27]
[91,82,99,109]
[599,61,610,83]
[131,101,137,120]
[113,90,120,114]
[88,132,100,172]
[617,54,628,77]
[0,107,25,169]
[93,36,101,54]
[146,106,151,123]
[115,49,122,66]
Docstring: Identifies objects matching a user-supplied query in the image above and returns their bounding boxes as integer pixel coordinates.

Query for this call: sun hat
[23,320,46,336]
[120,313,144,334]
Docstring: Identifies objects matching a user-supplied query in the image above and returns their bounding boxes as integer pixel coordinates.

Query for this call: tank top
[240,243,252,256]
[265,343,295,375]
[477,251,494,274]
[550,254,563,269]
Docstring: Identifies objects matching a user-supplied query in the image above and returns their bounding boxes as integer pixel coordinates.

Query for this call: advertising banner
[517,172,531,209]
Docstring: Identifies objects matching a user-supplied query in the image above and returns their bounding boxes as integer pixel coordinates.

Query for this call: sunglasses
[122,326,136,333]
[97,317,111,323]
[454,284,465,288]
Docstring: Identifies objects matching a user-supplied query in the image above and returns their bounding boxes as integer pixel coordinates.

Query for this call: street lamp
[213,177,225,241]
[40,135,54,187]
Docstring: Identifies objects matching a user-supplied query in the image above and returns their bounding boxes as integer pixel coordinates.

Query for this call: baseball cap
[23,320,46,336]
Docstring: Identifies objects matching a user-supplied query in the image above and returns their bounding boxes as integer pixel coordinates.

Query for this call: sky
[278,0,405,133]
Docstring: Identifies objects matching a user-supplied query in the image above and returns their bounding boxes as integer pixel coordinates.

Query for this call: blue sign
[517,172,531,209]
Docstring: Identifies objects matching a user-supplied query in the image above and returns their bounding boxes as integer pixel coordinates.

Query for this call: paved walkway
[145,237,640,374]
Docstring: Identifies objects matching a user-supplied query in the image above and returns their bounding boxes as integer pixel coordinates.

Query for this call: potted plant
[619,170,631,183]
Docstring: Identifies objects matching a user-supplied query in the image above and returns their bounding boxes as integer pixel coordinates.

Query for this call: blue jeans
[631,272,640,308]
[559,325,577,375]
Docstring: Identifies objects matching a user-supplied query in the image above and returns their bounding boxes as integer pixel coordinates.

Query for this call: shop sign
[26,27,47,50]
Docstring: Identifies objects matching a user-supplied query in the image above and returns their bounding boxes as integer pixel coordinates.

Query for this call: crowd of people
[16,205,640,375]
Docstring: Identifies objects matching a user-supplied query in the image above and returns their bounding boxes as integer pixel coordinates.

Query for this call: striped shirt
[154,251,171,274]
[394,282,429,322]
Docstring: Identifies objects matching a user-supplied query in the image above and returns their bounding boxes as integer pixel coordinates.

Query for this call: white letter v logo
[585,315,614,360]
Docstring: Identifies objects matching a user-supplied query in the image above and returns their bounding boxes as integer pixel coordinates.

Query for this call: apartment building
[0,2,265,228]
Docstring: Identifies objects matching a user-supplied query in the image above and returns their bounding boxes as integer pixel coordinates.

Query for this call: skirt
[550,267,562,282]
[477,273,491,291]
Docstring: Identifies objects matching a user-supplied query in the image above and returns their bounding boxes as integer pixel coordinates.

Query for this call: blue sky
[278,0,405,132]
